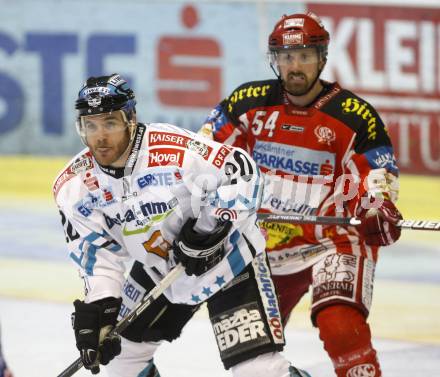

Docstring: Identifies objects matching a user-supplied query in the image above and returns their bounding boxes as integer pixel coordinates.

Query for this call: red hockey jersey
[205,79,399,274]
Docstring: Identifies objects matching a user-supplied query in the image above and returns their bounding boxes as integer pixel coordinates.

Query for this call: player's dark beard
[92,134,130,166]
[282,71,313,96]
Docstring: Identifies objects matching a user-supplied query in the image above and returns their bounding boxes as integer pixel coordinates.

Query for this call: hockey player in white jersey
[54,74,311,377]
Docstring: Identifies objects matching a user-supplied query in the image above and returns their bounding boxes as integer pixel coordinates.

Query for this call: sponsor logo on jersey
[268,244,329,267]
[253,140,335,176]
[341,97,378,140]
[362,259,375,310]
[76,187,117,216]
[104,199,177,229]
[281,124,304,133]
[212,304,268,354]
[137,171,182,188]
[122,280,142,302]
[71,155,94,174]
[148,148,184,167]
[212,145,232,168]
[142,230,171,259]
[227,84,271,113]
[186,139,212,159]
[252,254,284,343]
[262,193,316,215]
[83,171,99,191]
[364,146,398,174]
[259,221,303,249]
[313,254,357,303]
[347,363,376,377]
[283,32,303,45]
[314,125,336,145]
[149,131,190,148]
[126,124,146,171]
[53,168,74,197]
[53,153,94,197]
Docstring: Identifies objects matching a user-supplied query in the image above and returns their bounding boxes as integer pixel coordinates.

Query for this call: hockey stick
[57,264,185,377]
[256,212,361,226]
[397,219,440,231]
[256,213,440,231]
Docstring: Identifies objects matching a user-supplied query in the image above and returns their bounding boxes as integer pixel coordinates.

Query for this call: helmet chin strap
[110,121,137,167]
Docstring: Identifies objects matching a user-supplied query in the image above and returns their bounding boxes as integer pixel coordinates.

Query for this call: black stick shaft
[256,213,440,231]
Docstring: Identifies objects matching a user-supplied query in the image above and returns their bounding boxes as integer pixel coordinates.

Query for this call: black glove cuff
[72,297,121,330]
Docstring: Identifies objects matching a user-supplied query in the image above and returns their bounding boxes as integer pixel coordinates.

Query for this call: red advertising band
[57,264,185,377]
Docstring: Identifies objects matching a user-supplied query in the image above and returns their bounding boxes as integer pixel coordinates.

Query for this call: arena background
[0,0,439,376]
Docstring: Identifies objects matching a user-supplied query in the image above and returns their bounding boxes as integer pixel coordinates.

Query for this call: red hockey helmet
[268,12,329,61]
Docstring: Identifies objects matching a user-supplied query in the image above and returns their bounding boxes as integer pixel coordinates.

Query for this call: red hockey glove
[356,199,403,246]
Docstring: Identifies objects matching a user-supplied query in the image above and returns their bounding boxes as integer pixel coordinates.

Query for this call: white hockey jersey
[54,123,265,305]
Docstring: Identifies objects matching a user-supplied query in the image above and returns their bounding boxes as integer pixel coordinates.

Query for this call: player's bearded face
[81,111,131,166]
[277,47,321,96]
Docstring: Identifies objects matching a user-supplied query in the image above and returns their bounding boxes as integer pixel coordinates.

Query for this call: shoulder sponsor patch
[212,145,232,169]
[364,146,398,174]
[227,84,271,113]
[53,152,94,198]
[71,153,94,174]
[341,97,378,140]
[186,139,212,159]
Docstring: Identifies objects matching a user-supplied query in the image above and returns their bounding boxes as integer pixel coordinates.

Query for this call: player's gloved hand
[72,297,122,374]
[356,199,403,246]
[173,218,232,276]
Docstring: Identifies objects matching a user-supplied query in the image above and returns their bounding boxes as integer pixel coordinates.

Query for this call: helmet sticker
[306,12,324,28]
[282,32,303,45]
[83,87,111,96]
[108,74,125,87]
[284,18,304,28]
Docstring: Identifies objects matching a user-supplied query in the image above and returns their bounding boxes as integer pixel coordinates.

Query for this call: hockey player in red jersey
[200,12,403,377]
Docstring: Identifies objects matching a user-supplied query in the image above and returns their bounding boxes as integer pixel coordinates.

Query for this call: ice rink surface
[1,298,440,377]
[1,201,440,376]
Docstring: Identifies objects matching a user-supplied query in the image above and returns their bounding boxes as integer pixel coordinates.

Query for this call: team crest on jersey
[347,363,376,377]
[314,125,336,146]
